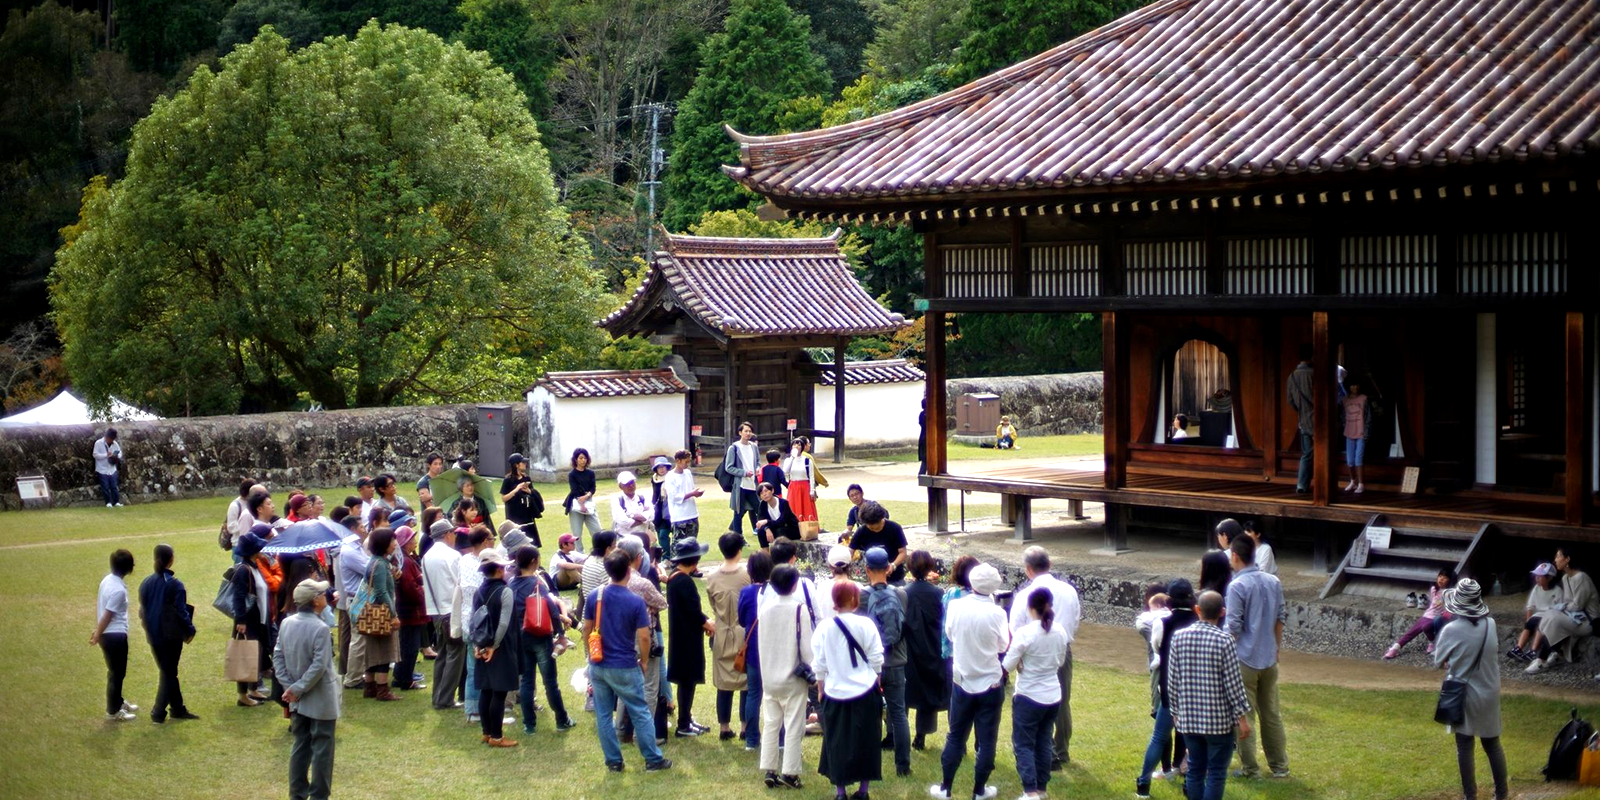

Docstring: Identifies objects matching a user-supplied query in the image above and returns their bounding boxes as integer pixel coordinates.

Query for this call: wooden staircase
[1320,514,1496,601]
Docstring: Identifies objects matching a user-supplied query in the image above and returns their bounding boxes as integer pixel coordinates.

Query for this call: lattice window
[1029,243,1099,297]
[1225,237,1313,295]
[941,246,1011,298]
[1508,349,1527,429]
[1459,232,1567,295]
[1339,235,1437,294]
[1123,240,1206,296]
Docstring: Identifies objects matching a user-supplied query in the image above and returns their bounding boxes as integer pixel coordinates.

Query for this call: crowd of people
[85,433,1588,800]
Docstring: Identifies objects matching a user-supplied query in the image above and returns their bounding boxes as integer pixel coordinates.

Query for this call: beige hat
[617,470,638,486]
[292,579,330,606]
[969,563,1002,595]
[826,544,853,568]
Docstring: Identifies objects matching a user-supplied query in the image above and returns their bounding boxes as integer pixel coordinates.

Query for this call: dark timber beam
[925,230,950,532]
[1566,311,1587,525]
[1103,311,1129,489]
[1312,311,1331,506]
[833,338,847,464]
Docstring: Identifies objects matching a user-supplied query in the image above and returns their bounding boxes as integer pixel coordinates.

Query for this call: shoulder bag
[1435,621,1491,726]
[734,617,757,673]
[587,594,605,663]
[792,605,815,685]
[354,561,398,636]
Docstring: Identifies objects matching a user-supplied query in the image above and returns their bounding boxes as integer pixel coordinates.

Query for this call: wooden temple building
[722,0,1600,583]
[601,230,907,459]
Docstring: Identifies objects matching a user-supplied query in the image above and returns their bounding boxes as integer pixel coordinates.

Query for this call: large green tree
[789,0,872,90]
[456,0,555,115]
[861,0,966,81]
[953,0,1145,83]
[52,23,602,415]
[114,0,230,73]
[218,0,325,55]
[662,0,828,231]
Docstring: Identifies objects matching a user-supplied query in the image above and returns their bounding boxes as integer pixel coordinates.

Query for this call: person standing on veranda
[275,579,340,800]
[1286,344,1315,494]
[92,549,138,721]
[1224,535,1289,779]
[1008,546,1081,770]
[1169,591,1251,800]
[92,427,124,508]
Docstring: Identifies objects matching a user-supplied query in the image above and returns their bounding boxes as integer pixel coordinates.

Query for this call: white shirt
[232,508,257,545]
[945,593,1011,693]
[225,497,245,533]
[421,542,461,617]
[1003,619,1070,703]
[359,500,377,528]
[92,438,121,476]
[811,612,884,699]
[1256,542,1278,576]
[759,575,833,622]
[1527,583,1565,614]
[96,573,129,635]
[664,469,698,523]
[612,491,654,538]
[1009,573,1081,644]
[765,500,782,521]
[731,441,758,491]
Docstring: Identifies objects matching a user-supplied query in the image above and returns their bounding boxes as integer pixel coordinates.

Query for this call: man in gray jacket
[860,547,911,775]
[1286,345,1316,493]
[275,579,341,800]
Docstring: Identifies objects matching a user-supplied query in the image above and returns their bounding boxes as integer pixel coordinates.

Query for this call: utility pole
[643,103,666,258]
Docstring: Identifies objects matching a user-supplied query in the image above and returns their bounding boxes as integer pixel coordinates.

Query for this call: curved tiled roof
[532,369,689,398]
[599,231,907,338]
[818,359,927,386]
[723,0,1600,202]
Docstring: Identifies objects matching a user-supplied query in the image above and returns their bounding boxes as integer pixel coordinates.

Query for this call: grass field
[2,494,1599,800]
[883,434,1104,463]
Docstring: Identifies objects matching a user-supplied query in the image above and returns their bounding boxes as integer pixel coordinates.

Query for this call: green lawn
[883,434,1103,463]
[2,498,1598,800]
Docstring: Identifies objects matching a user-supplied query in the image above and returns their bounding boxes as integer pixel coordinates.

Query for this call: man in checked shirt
[1168,591,1251,800]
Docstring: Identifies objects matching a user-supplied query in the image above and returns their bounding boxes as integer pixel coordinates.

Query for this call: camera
[792,661,816,686]
[650,643,664,658]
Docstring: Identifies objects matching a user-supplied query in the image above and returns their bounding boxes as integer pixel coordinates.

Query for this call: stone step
[1346,565,1447,583]
[1390,527,1476,542]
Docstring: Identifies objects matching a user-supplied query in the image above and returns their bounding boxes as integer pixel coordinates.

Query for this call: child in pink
[1383,568,1455,659]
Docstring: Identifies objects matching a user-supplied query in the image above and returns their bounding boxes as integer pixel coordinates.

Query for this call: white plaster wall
[526,391,685,473]
[811,381,923,451]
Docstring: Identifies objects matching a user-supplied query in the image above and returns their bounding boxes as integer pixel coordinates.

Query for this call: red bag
[522,590,553,637]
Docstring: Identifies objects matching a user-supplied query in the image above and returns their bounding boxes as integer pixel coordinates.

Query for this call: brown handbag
[353,561,398,636]
[733,620,757,673]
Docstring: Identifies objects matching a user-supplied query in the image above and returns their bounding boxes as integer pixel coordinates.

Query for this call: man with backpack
[860,547,912,776]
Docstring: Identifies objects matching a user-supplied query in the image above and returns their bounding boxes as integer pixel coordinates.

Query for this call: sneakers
[121,701,138,713]
[674,727,703,738]
[1425,642,1436,655]
[1269,770,1292,779]
[1134,779,1152,799]
[1343,481,1356,493]
[106,710,136,721]
[1526,656,1553,674]
[1405,592,1418,608]
[928,787,953,800]
[106,503,114,508]
[974,786,999,800]
[1383,644,1401,660]
[645,758,674,772]
[607,762,625,773]
[1353,484,1364,494]
[170,710,200,720]
[555,718,578,731]
[1231,769,1260,779]
[779,774,804,789]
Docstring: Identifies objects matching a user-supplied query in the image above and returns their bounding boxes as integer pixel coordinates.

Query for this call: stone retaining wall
[945,371,1103,436]
[0,404,529,510]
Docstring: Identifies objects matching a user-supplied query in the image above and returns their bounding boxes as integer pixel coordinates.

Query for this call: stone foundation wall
[945,371,1103,436]
[0,404,529,510]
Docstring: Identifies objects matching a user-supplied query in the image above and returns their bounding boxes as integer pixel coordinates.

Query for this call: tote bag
[225,634,259,682]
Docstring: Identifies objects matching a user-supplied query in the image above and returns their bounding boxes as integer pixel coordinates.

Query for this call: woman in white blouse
[812,580,884,800]
[1003,588,1070,800]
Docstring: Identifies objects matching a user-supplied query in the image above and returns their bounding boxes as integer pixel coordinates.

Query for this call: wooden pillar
[1311,311,1331,506]
[926,302,950,533]
[1262,319,1281,479]
[1009,496,1033,542]
[1067,498,1086,520]
[724,342,738,444]
[833,338,847,464]
[1566,311,1587,525]
[1097,502,1129,553]
[1103,311,1128,489]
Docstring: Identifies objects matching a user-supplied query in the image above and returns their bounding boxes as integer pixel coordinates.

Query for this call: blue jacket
[139,569,195,645]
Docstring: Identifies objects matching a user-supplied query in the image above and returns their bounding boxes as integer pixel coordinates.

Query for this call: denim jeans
[1182,732,1236,800]
[464,657,479,717]
[743,656,764,748]
[1139,703,1175,782]
[98,472,121,505]
[518,635,570,728]
[1295,430,1314,491]
[730,488,758,534]
[882,664,911,771]
[590,664,665,766]
[939,683,1003,793]
[1012,694,1058,793]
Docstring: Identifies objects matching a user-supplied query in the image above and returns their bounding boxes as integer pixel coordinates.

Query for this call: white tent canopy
[0,390,160,427]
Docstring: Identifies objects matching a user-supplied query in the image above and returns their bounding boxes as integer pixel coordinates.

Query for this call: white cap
[826,545,852,568]
[616,470,637,486]
[969,563,1002,595]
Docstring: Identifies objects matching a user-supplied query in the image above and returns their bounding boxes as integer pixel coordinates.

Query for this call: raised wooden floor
[922,462,1593,540]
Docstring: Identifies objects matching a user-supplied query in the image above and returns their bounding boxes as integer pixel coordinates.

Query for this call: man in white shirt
[933,563,1010,800]
[92,428,124,508]
[611,471,655,541]
[422,522,465,710]
[92,548,137,720]
[664,449,703,545]
[1008,546,1082,768]
[334,520,371,687]
[355,476,377,528]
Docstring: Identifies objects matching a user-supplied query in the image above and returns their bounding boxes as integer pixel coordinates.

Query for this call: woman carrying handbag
[352,529,403,701]
[1433,578,1506,800]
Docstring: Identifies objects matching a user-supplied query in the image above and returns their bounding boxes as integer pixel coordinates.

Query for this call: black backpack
[714,447,737,493]
[1543,706,1594,782]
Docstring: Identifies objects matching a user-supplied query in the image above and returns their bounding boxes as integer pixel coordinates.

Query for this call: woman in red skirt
[781,437,827,530]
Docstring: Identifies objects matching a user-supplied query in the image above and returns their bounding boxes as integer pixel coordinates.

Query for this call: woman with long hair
[903,550,949,750]
[781,437,827,532]
[1005,588,1070,800]
[563,448,601,546]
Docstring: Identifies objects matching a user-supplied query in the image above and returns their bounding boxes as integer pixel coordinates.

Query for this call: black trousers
[1455,733,1508,800]
[100,633,129,715]
[716,688,748,726]
[479,689,509,739]
[395,624,424,689]
[150,639,187,719]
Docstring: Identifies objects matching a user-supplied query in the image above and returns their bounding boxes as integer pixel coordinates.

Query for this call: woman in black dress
[473,554,520,747]
[665,538,713,737]
[499,453,545,547]
[902,550,948,750]
[563,448,600,546]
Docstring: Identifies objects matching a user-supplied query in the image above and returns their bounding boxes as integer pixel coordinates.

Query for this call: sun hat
[969,563,1002,595]
[1444,578,1489,618]
[394,525,416,551]
[651,456,672,472]
[292,579,330,606]
[498,520,518,537]
[617,470,637,486]
[670,538,710,563]
[236,531,266,559]
[388,508,415,528]
[502,528,531,553]
[826,545,853,568]
[429,519,453,538]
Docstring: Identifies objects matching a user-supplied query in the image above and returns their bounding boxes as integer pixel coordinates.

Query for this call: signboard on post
[786,418,797,432]
[690,425,703,437]
[16,476,49,509]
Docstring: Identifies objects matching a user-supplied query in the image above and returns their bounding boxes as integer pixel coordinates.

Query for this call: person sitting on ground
[1170,414,1190,441]
[1508,563,1564,661]
[995,416,1020,450]
[1385,568,1454,660]
[552,533,587,590]
[752,481,800,549]
[1526,547,1598,675]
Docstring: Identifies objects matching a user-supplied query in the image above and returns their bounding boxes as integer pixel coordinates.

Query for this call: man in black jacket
[751,482,799,548]
[138,543,198,724]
